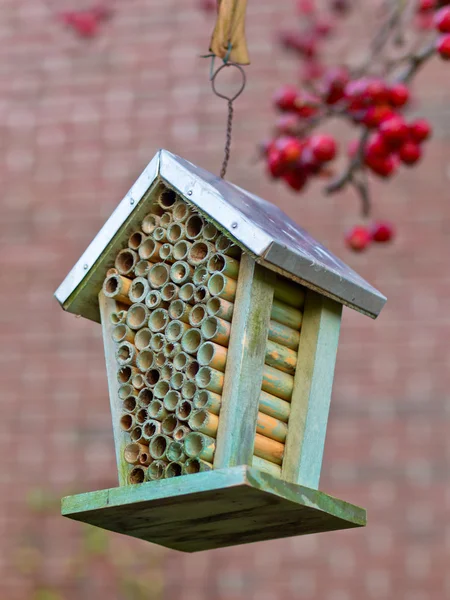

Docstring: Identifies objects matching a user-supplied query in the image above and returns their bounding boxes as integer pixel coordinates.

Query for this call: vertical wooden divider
[213,254,275,469]
[282,290,342,489]
[99,291,130,486]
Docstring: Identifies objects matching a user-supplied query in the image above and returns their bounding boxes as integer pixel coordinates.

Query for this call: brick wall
[1,1,449,598]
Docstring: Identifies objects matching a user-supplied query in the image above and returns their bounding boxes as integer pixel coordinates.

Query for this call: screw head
[231,222,238,229]
[187,190,193,196]
[130,198,135,205]
[83,264,88,270]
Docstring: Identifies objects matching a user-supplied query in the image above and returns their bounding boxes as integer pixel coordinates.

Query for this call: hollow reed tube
[148,308,169,333]
[126,304,149,330]
[183,458,212,474]
[134,259,152,278]
[252,456,282,477]
[207,273,237,303]
[195,366,224,394]
[173,240,192,261]
[203,222,218,241]
[181,380,197,400]
[137,388,154,408]
[163,390,181,411]
[111,323,135,344]
[166,320,190,343]
[259,391,290,423]
[167,441,186,463]
[193,389,221,415]
[160,212,172,228]
[170,371,185,390]
[268,319,301,351]
[124,443,142,465]
[103,274,132,305]
[149,434,171,460]
[145,290,166,311]
[181,328,203,355]
[170,261,194,285]
[184,432,215,462]
[128,231,146,251]
[161,414,179,436]
[185,360,200,381]
[188,409,219,438]
[271,298,303,330]
[146,460,167,481]
[172,199,190,223]
[118,383,136,400]
[206,296,234,322]
[150,333,165,352]
[129,466,146,484]
[197,341,227,372]
[185,214,204,240]
[136,349,154,372]
[142,418,161,441]
[110,309,127,325]
[142,213,160,235]
[173,424,190,441]
[116,342,137,367]
[273,277,306,309]
[139,448,153,467]
[159,243,174,263]
[201,316,231,347]
[168,299,192,323]
[187,241,214,267]
[122,395,137,413]
[189,304,208,327]
[129,277,150,303]
[261,364,294,401]
[179,282,196,304]
[265,340,297,375]
[117,365,138,385]
[138,238,162,262]
[254,433,284,465]
[175,399,194,422]
[131,373,145,390]
[160,282,179,303]
[167,222,186,244]
[148,263,170,289]
[115,249,138,276]
[134,328,152,351]
[157,187,177,210]
[207,253,240,279]
[193,266,210,286]
[165,462,183,478]
[119,413,135,432]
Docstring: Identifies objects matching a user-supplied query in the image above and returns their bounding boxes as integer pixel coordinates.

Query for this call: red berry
[399,141,422,165]
[362,105,395,128]
[273,86,298,111]
[436,34,450,59]
[389,83,410,107]
[345,226,371,252]
[365,133,390,158]
[379,116,409,148]
[294,93,320,118]
[365,79,390,105]
[321,67,349,104]
[274,114,300,136]
[309,134,337,162]
[276,137,304,164]
[371,222,395,243]
[297,0,316,15]
[409,119,432,142]
[365,153,398,178]
[417,0,436,12]
[434,7,450,32]
[282,169,308,191]
[267,150,285,178]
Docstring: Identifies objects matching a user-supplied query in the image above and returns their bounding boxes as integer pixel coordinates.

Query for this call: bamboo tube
[160,212,172,228]
[149,434,171,459]
[118,383,135,400]
[147,460,167,481]
[176,399,194,422]
[173,351,192,372]
[197,341,227,372]
[203,222,218,241]
[157,188,177,210]
[153,227,167,243]
[142,213,160,235]
[167,222,186,244]
[265,340,297,375]
[149,333,165,352]
[135,407,148,424]
[193,266,210,286]
[115,249,138,276]
[259,390,290,422]
[165,462,183,478]
[184,432,215,462]
[173,425,190,441]
[271,298,303,330]
[185,214,204,240]
[124,443,142,465]
[129,466,146,484]
[189,304,208,327]
[122,395,137,413]
[153,380,170,400]
[160,362,174,381]
[170,261,194,285]
[137,388,154,408]
[170,371,185,390]
[256,411,288,443]
[173,240,192,261]
[119,413,135,432]
[163,342,181,359]
[139,448,153,467]
[134,260,152,278]
[179,282,196,304]
[148,399,169,421]
[160,282,179,303]
[268,319,300,351]
[207,253,240,279]
[181,380,197,400]
[189,409,219,438]
[166,320,190,343]
[128,231,146,251]
[148,308,169,333]
[274,276,306,309]
[117,365,138,384]
[144,368,160,388]
[116,341,137,367]
[168,299,192,323]
[131,374,145,392]
[129,277,150,303]
[185,360,200,381]
[206,296,234,322]
[195,366,224,394]
[103,274,132,305]
[148,263,170,289]
[161,414,179,436]
[193,389,221,416]
[110,310,127,325]
[142,418,161,440]
[136,349,154,372]
[181,328,203,355]
[252,456,282,477]
[187,241,214,267]
[134,328,152,351]
[216,234,241,257]
[193,286,211,305]
[201,316,231,347]
[130,426,146,444]
[139,238,162,262]
[167,441,186,463]
[262,364,294,401]
[163,390,181,411]
[172,199,190,223]
[126,304,149,331]
[145,290,166,311]
[183,457,212,474]
[112,323,135,344]
[208,273,237,302]
[254,433,284,465]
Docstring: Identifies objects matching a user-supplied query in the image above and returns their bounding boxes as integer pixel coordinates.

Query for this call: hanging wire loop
[210,62,246,179]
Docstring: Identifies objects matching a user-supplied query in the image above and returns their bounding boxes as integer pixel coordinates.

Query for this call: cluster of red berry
[58,4,112,38]
[345,222,395,253]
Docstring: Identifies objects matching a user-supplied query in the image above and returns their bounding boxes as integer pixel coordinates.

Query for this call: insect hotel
[56,150,386,552]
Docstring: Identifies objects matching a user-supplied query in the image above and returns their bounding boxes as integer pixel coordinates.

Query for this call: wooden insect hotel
[56,150,386,552]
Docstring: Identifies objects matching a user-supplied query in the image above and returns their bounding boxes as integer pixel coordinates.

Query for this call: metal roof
[55,149,386,321]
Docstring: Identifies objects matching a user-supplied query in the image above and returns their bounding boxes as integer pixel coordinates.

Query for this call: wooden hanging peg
[209,0,250,65]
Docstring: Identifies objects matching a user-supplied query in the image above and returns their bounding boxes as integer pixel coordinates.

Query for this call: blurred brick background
[1,0,450,598]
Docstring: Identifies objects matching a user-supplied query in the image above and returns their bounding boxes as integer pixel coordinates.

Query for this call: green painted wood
[282,290,342,488]
[61,466,366,553]
[99,291,130,486]
[214,254,275,468]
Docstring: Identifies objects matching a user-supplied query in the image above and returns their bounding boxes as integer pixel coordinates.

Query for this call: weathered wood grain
[62,466,366,553]
[214,254,275,469]
[282,290,342,488]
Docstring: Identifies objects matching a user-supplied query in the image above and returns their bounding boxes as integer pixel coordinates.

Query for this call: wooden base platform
[61,466,366,552]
